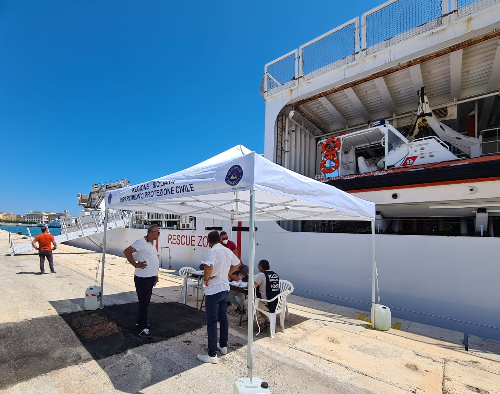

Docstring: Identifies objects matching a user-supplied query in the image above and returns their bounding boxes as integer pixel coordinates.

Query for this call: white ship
[68,0,500,341]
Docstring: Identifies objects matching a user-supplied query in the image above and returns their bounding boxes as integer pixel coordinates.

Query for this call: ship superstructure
[261,0,500,236]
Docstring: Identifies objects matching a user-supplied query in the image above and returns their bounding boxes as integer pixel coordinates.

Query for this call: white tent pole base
[233,377,271,393]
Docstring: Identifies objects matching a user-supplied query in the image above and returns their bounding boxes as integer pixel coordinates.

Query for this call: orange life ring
[320,155,339,174]
[321,138,341,156]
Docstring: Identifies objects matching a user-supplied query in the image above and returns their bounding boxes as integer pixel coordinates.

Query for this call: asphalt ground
[0,301,206,389]
[2,230,500,394]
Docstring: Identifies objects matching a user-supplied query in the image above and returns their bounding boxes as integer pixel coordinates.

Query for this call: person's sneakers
[40,271,45,275]
[197,354,218,364]
[50,270,56,274]
[138,328,152,338]
[217,343,228,355]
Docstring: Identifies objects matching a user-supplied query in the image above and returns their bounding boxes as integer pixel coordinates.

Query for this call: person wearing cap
[197,230,240,364]
[219,231,237,255]
[32,226,57,274]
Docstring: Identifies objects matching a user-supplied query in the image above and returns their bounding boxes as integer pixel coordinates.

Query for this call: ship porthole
[391,193,399,200]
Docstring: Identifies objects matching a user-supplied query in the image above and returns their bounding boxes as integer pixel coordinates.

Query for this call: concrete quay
[1,230,499,394]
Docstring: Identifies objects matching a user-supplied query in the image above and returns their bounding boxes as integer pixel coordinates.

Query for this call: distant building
[47,213,58,221]
[25,211,49,223]
[16,215,26,221]
[0,212,17,221]
[48,211,72,221]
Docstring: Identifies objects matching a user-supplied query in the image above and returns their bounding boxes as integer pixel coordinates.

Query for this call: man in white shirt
[197,230,240,364]
[123,225,160,338]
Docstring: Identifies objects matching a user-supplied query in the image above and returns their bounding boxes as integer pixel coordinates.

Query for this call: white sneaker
[217,343,228,355]
[197,354,218,364]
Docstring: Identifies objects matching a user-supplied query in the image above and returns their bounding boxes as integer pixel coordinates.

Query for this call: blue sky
[0,0,380,215]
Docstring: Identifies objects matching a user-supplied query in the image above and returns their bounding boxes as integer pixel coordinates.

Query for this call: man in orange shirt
[32,226,57,274]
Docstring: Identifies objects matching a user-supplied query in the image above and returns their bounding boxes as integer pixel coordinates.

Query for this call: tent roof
[105,145,375,222]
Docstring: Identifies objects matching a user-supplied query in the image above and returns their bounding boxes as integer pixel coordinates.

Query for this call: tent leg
[370,220,376,329]
[99,209,109,309]
[247,190,256,382]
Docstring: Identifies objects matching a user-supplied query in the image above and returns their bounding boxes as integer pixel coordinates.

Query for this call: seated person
[245,259,280,327]
[227,262,249,311]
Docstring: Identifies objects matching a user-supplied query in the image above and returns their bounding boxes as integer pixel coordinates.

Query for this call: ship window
[387,130,405,153]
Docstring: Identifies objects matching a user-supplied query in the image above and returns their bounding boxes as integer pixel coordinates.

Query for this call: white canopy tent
[101,145,376,381]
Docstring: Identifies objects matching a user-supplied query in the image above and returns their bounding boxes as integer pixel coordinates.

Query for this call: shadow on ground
[16,271,42,275]
[0,292,305,392]
[0,301,205,390]
[61,302,206,360]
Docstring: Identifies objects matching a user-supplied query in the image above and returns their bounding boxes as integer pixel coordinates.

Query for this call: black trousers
[39,250,54,272]
[134,275,156,330]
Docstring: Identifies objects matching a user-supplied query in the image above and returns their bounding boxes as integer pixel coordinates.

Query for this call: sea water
[0,226,62,237]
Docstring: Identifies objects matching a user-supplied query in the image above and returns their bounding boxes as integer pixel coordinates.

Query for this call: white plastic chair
[179,267,202,303]
[253,290,291,339]
[279,280,294,319]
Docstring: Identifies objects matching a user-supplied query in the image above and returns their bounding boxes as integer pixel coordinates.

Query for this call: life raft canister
[320,155,339,174]
[321,137,341,156]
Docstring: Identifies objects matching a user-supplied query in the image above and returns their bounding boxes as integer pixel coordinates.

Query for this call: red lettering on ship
[167,233,209,247]
[401,156,418,166]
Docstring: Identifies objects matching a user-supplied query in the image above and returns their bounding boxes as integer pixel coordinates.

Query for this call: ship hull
[65,219,500,341]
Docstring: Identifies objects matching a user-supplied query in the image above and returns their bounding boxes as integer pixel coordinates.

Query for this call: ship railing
[362,0,449,56]
[260,0,500,98]
[299,18,359,83]
[480,127,500,155]
[8,210,127,256]
[455,0,500,19]
[262,49,299,97]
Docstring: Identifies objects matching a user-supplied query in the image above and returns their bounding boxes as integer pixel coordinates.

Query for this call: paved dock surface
[1,230,500,393]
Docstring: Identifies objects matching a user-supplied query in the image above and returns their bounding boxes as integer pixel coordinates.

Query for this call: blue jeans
[205,290,228,357]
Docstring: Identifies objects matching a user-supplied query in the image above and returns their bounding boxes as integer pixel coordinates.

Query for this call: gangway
[8,211,127,256]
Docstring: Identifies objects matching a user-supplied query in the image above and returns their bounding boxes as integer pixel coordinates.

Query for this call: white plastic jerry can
[85,286,102,310]
[373,304,391,331]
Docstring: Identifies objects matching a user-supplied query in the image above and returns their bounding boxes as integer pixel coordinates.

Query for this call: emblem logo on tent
[225,165,243,186]
[108,193,112,204]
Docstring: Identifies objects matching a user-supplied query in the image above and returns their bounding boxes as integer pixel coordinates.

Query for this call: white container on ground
[373,304,391,331]
[233,378,271,394]
[85,286,102,310]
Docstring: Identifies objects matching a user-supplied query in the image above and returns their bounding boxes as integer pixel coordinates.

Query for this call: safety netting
[261,50,298,96]
[457,0,500,19]
[364,0,445,55]
[301,20,358,81]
